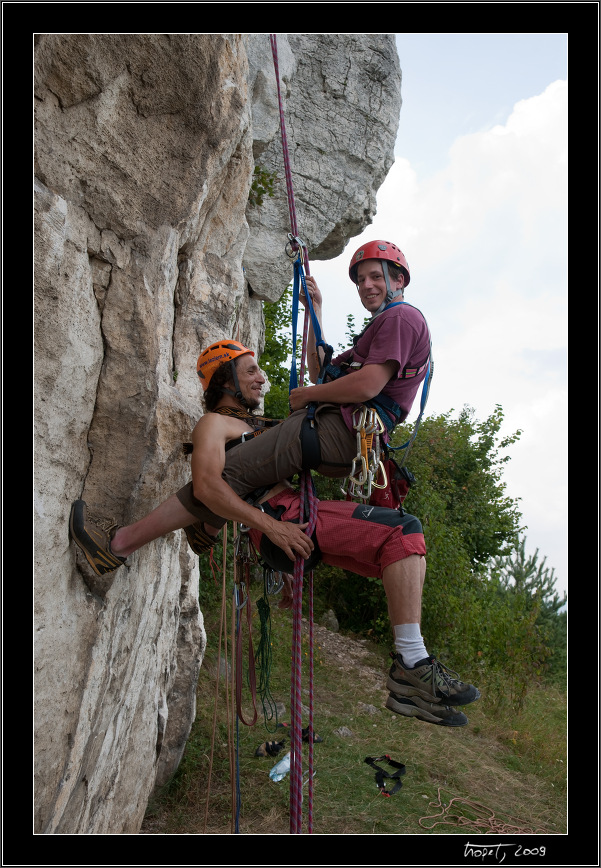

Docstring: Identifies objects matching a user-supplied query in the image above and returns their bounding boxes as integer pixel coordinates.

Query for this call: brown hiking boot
[385,692,469,727]
[183,522,219,556]
[387,654,481,706]
[69,500,126,576]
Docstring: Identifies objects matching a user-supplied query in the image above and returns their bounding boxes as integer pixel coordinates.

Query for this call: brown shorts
[176,405,358,525]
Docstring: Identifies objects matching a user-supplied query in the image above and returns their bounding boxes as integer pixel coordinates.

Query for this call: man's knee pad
[351,504,423,535]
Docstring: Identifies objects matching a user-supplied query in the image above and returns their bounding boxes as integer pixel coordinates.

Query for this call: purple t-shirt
[332,302,431,438]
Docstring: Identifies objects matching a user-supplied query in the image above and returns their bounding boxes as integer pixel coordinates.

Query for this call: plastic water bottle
[269,751,291,782]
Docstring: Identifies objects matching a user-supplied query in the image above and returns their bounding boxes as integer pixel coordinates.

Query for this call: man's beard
[243,392,261,411]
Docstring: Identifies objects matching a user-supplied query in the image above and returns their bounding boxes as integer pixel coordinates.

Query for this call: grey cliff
[34,32,401,834]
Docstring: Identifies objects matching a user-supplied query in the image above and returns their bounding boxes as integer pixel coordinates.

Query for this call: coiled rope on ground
[418,787,552,834]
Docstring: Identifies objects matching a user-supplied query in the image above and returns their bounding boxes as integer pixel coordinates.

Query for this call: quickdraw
[364,755,406,797]
[342,406,388,501]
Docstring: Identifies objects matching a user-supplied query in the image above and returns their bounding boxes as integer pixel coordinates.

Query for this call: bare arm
[289,360,398,411]
[190,415,314,561]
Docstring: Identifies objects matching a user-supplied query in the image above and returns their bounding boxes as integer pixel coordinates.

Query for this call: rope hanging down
[270,32,319,834]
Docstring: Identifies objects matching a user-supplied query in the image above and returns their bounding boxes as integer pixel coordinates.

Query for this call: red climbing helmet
[349,240,410,287]
[196,340,254,389]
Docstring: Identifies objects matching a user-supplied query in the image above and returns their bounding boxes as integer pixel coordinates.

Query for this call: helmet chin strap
[372,263,403,317]
[222,361,251,408]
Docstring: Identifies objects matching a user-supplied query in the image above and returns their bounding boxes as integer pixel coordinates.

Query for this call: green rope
[254,569,281,733]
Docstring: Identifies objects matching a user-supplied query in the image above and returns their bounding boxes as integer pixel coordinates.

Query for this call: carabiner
[265,568,285,596]
[235,532,257,563]
[235,581,248,611]
[371,460,388,490]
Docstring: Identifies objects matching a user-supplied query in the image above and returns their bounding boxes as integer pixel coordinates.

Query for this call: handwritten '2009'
[464,842,546,863]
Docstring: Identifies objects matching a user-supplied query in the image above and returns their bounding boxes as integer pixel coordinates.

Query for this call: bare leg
[382,555,480,722]
[110,495,210,558]
[381,554,426,626]
[381,555,429,667]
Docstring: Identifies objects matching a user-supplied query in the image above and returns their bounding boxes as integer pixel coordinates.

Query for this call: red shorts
[248,488,426,579]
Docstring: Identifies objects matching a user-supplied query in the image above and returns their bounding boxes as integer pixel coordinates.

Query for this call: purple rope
[271,33,319,834]
[270,34,298,238]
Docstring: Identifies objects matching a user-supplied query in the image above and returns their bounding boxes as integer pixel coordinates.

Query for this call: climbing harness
[258,494,322,574]
[364,755,406,797]
[328,299,433,488]
[183,406,282,456]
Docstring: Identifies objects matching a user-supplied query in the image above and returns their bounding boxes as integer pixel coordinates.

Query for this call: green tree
[393,405,524,569]
[484,537,567,692]
[259,285,298,420]
[310,408,524,659]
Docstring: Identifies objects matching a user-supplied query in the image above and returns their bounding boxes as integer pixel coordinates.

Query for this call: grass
[142,574,567,838]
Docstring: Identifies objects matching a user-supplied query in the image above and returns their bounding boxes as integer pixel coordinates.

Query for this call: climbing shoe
[385,692,468,727]
[183,522,219,556]
[69,500,126,576]
[255,740,286,758]
[387,654,481,707]
[302,727,323,743]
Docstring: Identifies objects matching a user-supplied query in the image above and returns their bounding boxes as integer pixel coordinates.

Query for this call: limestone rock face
[244,33,402,301]
[34,32,401,834]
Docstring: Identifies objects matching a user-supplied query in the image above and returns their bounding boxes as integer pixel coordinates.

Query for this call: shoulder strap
[183,408,282,454]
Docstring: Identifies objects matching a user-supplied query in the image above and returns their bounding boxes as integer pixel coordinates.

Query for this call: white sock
[393,624,428,668]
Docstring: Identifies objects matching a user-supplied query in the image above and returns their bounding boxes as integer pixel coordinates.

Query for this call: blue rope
[290,257,332,394]
[383,303,433,462]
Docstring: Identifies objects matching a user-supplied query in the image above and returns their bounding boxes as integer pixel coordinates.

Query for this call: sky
[305,33,568,600]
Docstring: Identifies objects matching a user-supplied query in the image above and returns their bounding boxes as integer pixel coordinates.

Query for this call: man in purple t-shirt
[293,240,430,442]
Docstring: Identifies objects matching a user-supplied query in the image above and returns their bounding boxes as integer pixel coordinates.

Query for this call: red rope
[290,476,319,833]
[290,556,303,832]
[270,32,318,834]
[269,34,311,386]
[307,553,315,830]
[270,34,299,239]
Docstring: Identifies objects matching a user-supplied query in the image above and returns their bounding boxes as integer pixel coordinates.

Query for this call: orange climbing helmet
[196,340,254,390]
[349,240,410,287]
